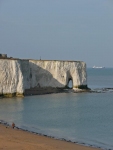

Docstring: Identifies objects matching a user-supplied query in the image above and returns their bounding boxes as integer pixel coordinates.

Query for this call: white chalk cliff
[0,59,87,96]
[0,59,30,96]
[29,60,87,88]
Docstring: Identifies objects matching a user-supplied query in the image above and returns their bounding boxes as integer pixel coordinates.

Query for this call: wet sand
[0,124,101,150]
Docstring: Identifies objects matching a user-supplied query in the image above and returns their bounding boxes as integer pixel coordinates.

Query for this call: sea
[0,68,113,150]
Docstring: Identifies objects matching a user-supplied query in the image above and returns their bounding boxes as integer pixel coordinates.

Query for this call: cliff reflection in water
[0,97,24,125]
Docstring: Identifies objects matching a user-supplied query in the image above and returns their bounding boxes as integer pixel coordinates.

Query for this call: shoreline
[0,121,101,150]
[1,87,112,98]
[0,87,91,98]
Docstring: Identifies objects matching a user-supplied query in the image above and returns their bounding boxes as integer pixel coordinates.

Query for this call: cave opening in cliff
[68,78,73,89]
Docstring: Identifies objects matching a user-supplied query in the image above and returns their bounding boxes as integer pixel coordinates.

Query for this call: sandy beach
[0,124,101,150]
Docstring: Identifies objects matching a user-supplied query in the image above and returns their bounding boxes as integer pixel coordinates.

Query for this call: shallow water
[0,68,113,150]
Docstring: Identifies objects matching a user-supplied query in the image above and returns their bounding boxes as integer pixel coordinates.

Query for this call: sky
[0,0,113,67]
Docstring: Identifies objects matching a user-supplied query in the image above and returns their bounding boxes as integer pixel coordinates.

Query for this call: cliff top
[0,55,83,62]
[0,57,83,62]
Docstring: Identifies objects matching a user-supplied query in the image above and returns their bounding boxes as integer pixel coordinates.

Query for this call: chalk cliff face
[0,59,30,96]
[29,60,87,88]
[0,59,87,96]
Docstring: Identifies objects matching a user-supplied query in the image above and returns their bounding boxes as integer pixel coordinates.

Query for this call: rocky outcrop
[29,60,87,89]
[0,58,87,97]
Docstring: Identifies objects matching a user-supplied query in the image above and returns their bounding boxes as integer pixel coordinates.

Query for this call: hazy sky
[0,0,113,67]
